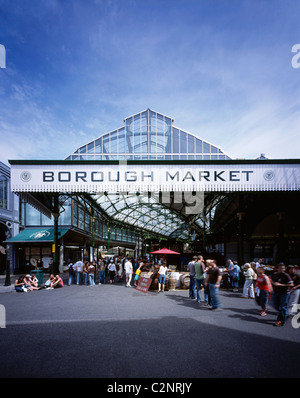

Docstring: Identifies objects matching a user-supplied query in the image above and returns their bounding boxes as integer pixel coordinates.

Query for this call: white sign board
[10,161,300,192]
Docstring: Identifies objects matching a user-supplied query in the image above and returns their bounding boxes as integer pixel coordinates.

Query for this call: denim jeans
[99,271,105,284]
[89,274,95,286]
[195,278,207,302]
[272,292,289,324]
[255,289,269,311]
[76,271,83,285]
[189,275,196,299]
[209,284,221,309]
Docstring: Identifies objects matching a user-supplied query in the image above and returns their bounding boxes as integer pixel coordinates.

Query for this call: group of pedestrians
[67,256,137,288]
[187,255,222,311]
[187,255,300,326]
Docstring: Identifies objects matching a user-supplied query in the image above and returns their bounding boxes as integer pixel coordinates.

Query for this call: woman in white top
[157,262,170,293]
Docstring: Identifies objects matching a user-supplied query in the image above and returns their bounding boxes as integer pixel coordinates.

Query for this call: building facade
[0,162,19,273]
[6,109,300,271]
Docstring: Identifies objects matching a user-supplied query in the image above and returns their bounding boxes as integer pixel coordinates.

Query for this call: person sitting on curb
[45,274,63,289]
[30,274,39,289]
[23,274,39,291]
[51,274,64,289]
[14,275,27,292]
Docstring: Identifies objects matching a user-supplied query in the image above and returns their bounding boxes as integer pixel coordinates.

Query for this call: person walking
[194,255,206,303]
[286,265,300,318]
[241,263,255,298]
[227,259,234,289]
[124,258,133,287]
[271,264,294,327]
[187,256,197,299]
[205,260,222,310]
[255,266,273,316]
[204,259,213,306]
[231,261,241,292]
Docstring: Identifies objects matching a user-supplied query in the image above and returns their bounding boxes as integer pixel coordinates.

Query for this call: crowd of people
[67,256,141,287]
[14,252,300,327]
[187,255,300,327]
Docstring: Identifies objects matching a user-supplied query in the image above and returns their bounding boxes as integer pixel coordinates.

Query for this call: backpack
[69,263,74,275]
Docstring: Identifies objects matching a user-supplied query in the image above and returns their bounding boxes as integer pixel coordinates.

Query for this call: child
[134,262,143,287]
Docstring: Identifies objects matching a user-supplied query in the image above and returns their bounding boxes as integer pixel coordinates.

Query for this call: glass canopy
[66,109,231,239]
[66,109,231,161]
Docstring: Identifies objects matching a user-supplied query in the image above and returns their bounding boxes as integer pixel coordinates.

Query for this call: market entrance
[7,159,300,274]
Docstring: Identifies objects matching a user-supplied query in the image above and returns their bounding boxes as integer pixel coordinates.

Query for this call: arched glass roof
[66,109,231,161]
[66,109,232,240]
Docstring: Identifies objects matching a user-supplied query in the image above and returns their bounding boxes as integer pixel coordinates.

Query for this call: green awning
[5,228,69,243]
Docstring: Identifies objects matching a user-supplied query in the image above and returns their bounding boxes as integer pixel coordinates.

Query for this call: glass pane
[173,128,179,153]
[103,135,109,153]
[149,111,157,133]
[87,142,94,153]
[95,138,102,153]
[110,131,118,153]
[180,131,187,153]
[126,117,133,134]
[157,113,164,133]
[134,114,140,133]
[188,135,195,153]
[117,128,125,154]
[196,139,202,154]
[141,111,148,133]
[203,142,210,153]
[25,204,40,225]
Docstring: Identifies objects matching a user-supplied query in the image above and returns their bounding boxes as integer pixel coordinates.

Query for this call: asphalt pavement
[0,274,299,379]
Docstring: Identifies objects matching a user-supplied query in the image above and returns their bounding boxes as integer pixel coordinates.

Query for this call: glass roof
[66,109,231,161]
[94,192,195,239]
[66,109,232,239]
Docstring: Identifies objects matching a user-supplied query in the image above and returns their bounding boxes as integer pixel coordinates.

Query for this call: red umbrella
[150,248,180,255]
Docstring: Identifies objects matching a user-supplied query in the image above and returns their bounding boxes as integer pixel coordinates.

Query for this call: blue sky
[0,0,300,164]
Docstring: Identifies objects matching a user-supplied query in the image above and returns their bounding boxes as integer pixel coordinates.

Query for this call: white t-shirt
[74,261,84,272]
[158,265,168,275]
[125,261,133,274]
